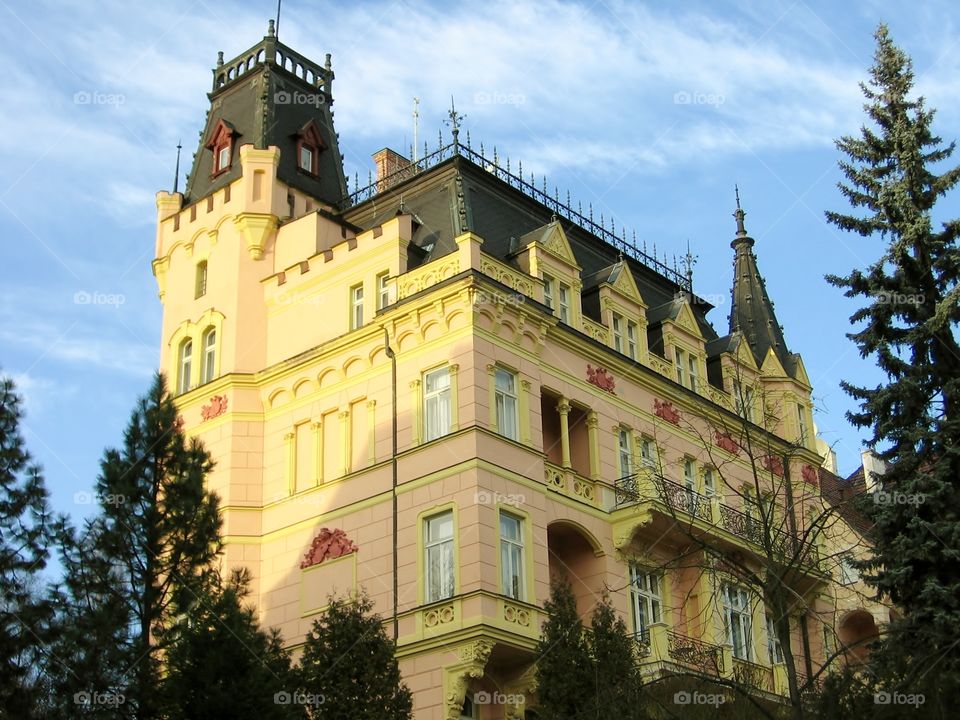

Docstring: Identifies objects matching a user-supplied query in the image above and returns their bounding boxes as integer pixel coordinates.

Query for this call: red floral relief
[201,395,228,421]
[762,455,785,478]
[801,464,819,486]
[653,399,681,425]
[587,364,616,393]
[714,430,740,455]
[300,528,358,569]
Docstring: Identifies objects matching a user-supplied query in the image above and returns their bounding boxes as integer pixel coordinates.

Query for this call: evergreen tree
[534,579,593,720]
[49,373,222,719]
[0,374,58,719]
[162,567,303,720]
[297,592,411,720]
[825,22,960,702]
[588,593,646,720]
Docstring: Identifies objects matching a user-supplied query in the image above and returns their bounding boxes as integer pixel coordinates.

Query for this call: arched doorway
[838,609,879,664]
[547,521,604,617]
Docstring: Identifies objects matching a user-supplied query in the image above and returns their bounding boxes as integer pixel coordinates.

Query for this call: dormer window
[294,120,325,176]
[205,119,237,178]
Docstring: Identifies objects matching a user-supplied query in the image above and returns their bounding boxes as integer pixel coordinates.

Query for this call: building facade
[153,25,887,719]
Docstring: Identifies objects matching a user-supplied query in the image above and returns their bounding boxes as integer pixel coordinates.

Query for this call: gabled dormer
[584,260,648,362]
[514,218,582,328]
[646,294,707,393]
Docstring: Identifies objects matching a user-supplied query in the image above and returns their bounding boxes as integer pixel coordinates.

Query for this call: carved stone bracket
[654,398,680,425]
[300,528,358,569]
[201,394,228,421]
[443,639,495,720]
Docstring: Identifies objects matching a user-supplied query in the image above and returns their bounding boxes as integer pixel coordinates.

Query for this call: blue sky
[2,0,958,524]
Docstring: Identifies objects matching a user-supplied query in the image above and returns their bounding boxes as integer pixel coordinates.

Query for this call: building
[152,23,883,719]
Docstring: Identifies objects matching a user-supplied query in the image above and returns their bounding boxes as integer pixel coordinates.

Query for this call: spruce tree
[50,373,222,719]
[534,579,593,720]
[296,592,412,720]
[826,22,960,696]
[0,374,58,719]
[589,593,646,720]
[162,567,303,720]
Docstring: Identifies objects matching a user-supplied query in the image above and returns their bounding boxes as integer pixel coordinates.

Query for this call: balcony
[732,657,774,693]
[615,472,823,572]
[544,461,598,506]
[631,624,724,678]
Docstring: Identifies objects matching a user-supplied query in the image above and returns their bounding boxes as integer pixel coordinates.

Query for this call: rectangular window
[618,428,633,477]
[734,380,754,422]
[217,144,231,172]
[822,623,836,656]
[423,367,451,442]
[839,555,860,585]
[675,348,686,387]
[629,565,662,636]
[703,468,716,498]
[558,284,570,323]
[500,512,525,600]
[494,368,519,441]
[626,322,638,359]
[194,261,207,299]
[299,145,314,172]
[688,355,698,390]
[683,458,698,514]
[377,272,390,310]
[424,511,455,603]
[640,437,656,467]
[797,403,808,445]
[543,275,555,310]
[612,313,624,353]
[766,613,785,664]
[350,284,364,330]
[722,583,754,661]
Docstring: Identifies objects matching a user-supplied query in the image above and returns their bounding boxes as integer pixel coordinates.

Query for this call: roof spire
[733,184,749,240]
[172,139,182,194]
[446,96,464,150]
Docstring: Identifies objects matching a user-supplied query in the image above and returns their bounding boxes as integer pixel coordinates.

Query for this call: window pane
[299,145,313,171]
[423,368,451,442]
[425,512,454,603]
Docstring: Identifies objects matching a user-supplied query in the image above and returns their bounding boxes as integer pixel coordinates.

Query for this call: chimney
[372,148,412,192]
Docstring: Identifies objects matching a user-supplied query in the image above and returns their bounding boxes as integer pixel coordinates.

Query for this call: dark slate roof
[728,206,795,375]
[342,155,721,343]
[183,27,347,207]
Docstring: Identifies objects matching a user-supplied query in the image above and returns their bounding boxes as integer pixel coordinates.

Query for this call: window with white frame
[839,554,860,585]
[722,583,754,660]
[626,321,638,359]
[703,467,716,498]
[350,283,364,330]
[543,275,555,310]
[675,348,686,387]
[201,328,216,384]
[687,354,698,390]
[459,694,478,720]
[494,368,519,441]
[683,458,698,513]
[558,283,570,323]
[822,623,837,656]
[766,612,785,664]
[500,512,525,600]
[377,272,390,311]
[629,564,662,637]
[424,511,455,603]
[797,403,809,444]
[640,436,657,467]
[423,367,451,442]
[194,260,208,299]
[734,380,754,422]
[612,313,624,353]
[618,428,633,477]
[177,339,192,395]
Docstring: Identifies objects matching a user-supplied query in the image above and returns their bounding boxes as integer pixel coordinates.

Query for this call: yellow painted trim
[494,502,536,605]
[416,501,461,606]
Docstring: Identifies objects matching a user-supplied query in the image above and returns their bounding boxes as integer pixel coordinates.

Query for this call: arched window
[201,328,216,384]
[195,260,208,298]
[178,339,193,395]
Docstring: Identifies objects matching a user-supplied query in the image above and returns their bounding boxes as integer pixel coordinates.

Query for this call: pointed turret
[183,20,348,207]
[728,189,793,372]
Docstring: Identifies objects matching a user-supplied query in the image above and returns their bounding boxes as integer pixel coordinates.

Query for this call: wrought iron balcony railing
[732,657,774,692]
[666,630,724,675]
